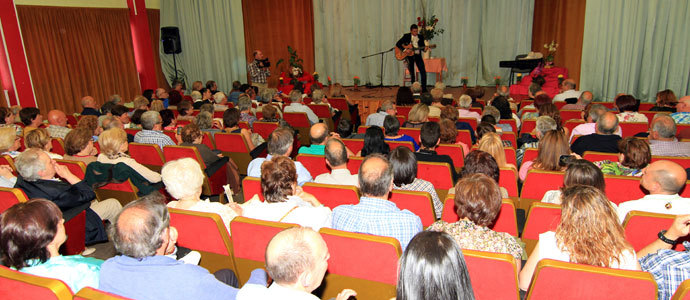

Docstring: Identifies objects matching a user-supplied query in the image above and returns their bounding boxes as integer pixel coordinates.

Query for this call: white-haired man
[284,90,319,125]
[133,111,176,150]
[81,96,101,117]
[553,79,582,101]
[457,94,481,121]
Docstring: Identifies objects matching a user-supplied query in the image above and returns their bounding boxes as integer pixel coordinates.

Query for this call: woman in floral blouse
[615,94,648,123]
[428,173,523,268]
[593,137,650,177]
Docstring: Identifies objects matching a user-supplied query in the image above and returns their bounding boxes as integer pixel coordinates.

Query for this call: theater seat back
[168,208,234,273]
[302,182,359,209]
[464,249,519,300]
[0,267,73,300]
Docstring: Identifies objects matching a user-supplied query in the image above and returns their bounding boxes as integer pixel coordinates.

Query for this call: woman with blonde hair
[478,132,516,170]
[403,103,429,128]
[24,128,62,159]
[150,100,164,112]
[518,130,570,181]
[519,185,639,291]
[96,127,161,183]
[651,89,677,112]
[0,127,21,157]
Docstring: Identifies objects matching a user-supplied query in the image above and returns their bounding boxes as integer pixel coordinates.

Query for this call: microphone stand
[362,47,395,87]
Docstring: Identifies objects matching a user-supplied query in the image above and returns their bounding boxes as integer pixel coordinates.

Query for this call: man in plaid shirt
[248,50,270,91]
[638,215,690,300]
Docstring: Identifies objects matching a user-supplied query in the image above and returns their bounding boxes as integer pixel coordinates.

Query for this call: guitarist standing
[396,24,429,92]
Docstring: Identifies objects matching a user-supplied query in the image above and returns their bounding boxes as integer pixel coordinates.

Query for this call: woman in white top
[519,185,640,291]
[242,155,332,230]
[541,159,606,205]
[163,158,241,231]
[96,128,161,183]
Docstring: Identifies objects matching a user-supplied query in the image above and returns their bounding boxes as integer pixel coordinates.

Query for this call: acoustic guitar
[395,43,437,60]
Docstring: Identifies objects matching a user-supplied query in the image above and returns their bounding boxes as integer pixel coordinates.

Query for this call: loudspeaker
[161,27,182,54]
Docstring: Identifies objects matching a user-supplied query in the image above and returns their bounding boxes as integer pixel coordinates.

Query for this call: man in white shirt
[237,227,357,300]
[284,90,319,124]
[553,79,582,101]
[617,160,689,223]
[314,139,358,186]
[247,128,313,186]
[365,100,396,127]
[570,103,622,142]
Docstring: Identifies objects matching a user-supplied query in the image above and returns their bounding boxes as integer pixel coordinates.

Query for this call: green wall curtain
[159,0,246,90]
[580,0,690,102]
[313,0,533,86]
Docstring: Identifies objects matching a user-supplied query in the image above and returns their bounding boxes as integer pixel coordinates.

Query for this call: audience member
[155,88,170,108]
[390,146,442,217]
[19,107,43,135]
[0,164,15,188]
[98,128,162,184]
[24,128,63,159]
[194,111,221,135]
[483,106,512,132]
[237,96,258,128]
[428,88,444,117]
[222,108,257,151]
[46,110,72,139]
[410,82,422,101]
[366,100,397,127]
[396,231,475,300]
[570,103,622,142]
[80,96,101,117]
[475,121,496,141]
[76,115,102,139]
[313,139,358,186]
[332,154,422,249]
[358,126,390,157]
[538,103,569,136]
[299,123,329,155]
[259,103,281,122]
[615,95,648,123]
[177,101,195,121]
[160,109,177,131]
[110,105,131,127]
[0,127,21,157]
[461,150,509,198]
[247,128,312,185]
[518,185,639,291]
[179,124,223,167]
[383,115,419,150]
[0,107,22,136]
[415,122,459,182]
[467,87,485,108]
[478,132,516,170]
[650,89,677,112]
[457,94,481,121]
[284,90,319,125]
[553,79,582,101]
[439,119,470,156]
[593,137,650,176]
[617,160,689,222]
[671,95,690,124]
[561,91,593,111]
[133,111,176,150]
[403,103,429,128]
[571,112,622,156]
[63,128,98,165]
[519,130,570,181]
[396,86,415,106]
[516,116,557,166]
[150,100,164,112]
[648,114,690,157]
[492,96,521,129]
[193,88,213,109]
[541,159,606,204]
[520,94,551,121]
[213,92,228,111]
[244,156,331,230]
[440,105,476,144]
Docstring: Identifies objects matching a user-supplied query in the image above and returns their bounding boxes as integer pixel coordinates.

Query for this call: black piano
[500,57,542,86]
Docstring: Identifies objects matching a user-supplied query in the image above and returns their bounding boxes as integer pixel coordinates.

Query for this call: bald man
[332,154,422,249]
[617,160,689,223]
[237,227,356,300]
[298,123,330,155]
[314,139,358,186]
[365,100,397,127]
[46,109,72,139]
[648,114,690,157]
[671,96,690,124]
[571,112,622,156]
[553,79,582,101]
[80,96,101,116]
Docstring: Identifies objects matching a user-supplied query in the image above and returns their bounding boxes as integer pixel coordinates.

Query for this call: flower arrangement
[313,72,319,82]
[460,77,468,86]
[416,15,444,41]
[557,74,564,79]
[353,76,360,86]
[327,76,332,86]
[543,40,558,62]
[516,73,523,83]
[494,76,501,86]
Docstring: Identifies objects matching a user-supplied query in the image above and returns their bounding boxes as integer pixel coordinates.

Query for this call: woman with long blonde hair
[478,132,515,170]
[518,185,640,291]
[518,130,570,181]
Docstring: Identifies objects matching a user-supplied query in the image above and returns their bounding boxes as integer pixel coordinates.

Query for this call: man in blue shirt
[100,198,266,300]
[332,154,422,249]
[247,127,312,185]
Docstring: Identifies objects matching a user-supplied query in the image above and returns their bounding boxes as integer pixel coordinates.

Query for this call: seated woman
[519,130,571,181]
[193,111,222,135]
[593,137,650,176]
[541,159,606,204]
[179,124,223,168]
[19,107,43,136]
[395,86,415,106]
[389,146,442,217]
[492,96,521,130]
[76,115,102,141]
[160,109,178,131]
[403,103,429,128]
[519,185,640,291]
[616,94,648,123]
[478,132,516,170]
[520,94,551,121]
[383,115,419,151]
[258,104,280,122]
[222,108,256,151]
[440,105,476,144]
[63,128,98,165]
[24,128,63,159]
[357,126,390,157]
[439,119,470,158]
[176,100,195,121]
[150,99,164,112]
[538,103,570,137]
[397,231,475,300]
[462,150,510,199]
[97,127,161,183]
[257,88,283,115]
[128,109,146,130]
[429,173,523,267]
[242,155,331,230]
[0,107,22,136]
[163,158,241,231]
[0,199,103,292]
[237,96,258,128]
[0,127,22,158]
[650,89,677,112]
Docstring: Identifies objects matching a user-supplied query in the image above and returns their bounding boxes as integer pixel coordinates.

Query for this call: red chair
[395,115,406,125]
[564,119,585,134]
[499,119,517,133]
[307,103,331,119]
[519,100,534,110]
[168,208,235,273]
[521,148,539,167]
[520,170,564,210]
[500,167,519,198]
[428,116,440,123]
[55,160,86,180]
[252,121,279,140]
[398,127,421,142]
[464,249,520,300]
[230,217,297,284]
[128,143,166,172]
[417,161,454,201]
[638,103,655,111]
[95,180,140,207]
[0,267,73,299]
[66,115,78,126]
[201,132,215,150]
[241,176,264,201]
[553,101,567,110]
[342,139,364,154]
[318,228,401,300]
[296,154,330,178]
[0,188,28,213]
[328,98,349,113]
[470,107,483,115]
[622,210,686,252]
[389,190,436,227]
[124,128,140,136]
[619,122,649,137]
[51,138,66,156]
[302,182,359,209]
[525,259,657,300]
[651,156,690,169]
[214,133,252,175]
[163,145,226,195]
[436,144,465,171]
[504,147,517,166]
[441,197,518,237]
[396,106,413,117]
[640,111,664,124]
[162,130,177,142]
[346,156,364,174]
[0,155,15,173]
[385,140,414,152]
[604,175,647,205]
[522,202,561,255]
[283,112,311,145]
[176,119,191,127]
[357,125,370,134]
[73,287,130,299]
[678,124,690,136]
[501,131,517,148]
[583,151,619,163]
[559,109,583,122]
[456,129,472,146]
[458,117,478,130]
[672,280,690,300]
[521,119,536,135]
[592,102,616,109]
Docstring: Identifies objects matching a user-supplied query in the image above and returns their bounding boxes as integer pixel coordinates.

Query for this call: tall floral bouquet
[416,15,444,41]
[544,40,558,62]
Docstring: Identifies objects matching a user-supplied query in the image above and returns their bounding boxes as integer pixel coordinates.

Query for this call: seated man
[671,96,690,125]
[648,114,690,157]
[100,198,266,300]
[637,214,690,300]
[284,90,319,125]
[46,109,72,139]
[553,79,583,102]
[561,91,593,111]
[617,160,689,223]
[414,122,459,182]
[14,149,121,243]
[237,227,356,300]
[133,111,176,150]
[314,139,358,186]
[247,128,312,186]
[332,154,422,249]
[365,100,396,127]
[298,123,329,155]
[80,96,101,117]
[571,112,621,156]
[570,104,622,142]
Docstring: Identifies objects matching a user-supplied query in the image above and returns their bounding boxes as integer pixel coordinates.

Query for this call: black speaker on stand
[161,27,182,80]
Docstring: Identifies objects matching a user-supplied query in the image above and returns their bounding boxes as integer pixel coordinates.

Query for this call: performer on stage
[396,24,429,92]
